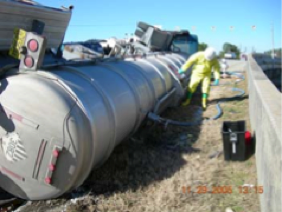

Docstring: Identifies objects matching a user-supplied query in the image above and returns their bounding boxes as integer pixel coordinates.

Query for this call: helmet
[204,47,217,61]
[108,37,117,48]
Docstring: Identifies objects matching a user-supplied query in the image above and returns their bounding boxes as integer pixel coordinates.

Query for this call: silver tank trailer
[0,52,187,200]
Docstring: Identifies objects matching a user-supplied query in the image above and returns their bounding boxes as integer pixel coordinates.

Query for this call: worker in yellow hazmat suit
[178,47,220,109]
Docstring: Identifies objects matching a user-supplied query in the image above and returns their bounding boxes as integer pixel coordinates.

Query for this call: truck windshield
[170,34,198,55]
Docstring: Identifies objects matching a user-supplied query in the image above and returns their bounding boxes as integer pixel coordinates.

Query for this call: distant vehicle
[224,52,237,59]
[241,54,248,61]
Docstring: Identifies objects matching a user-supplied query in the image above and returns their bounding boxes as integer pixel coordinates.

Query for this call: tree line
[198,42,241,59]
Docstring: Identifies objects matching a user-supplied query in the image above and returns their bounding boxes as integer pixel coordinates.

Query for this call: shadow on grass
[82,95,203,196]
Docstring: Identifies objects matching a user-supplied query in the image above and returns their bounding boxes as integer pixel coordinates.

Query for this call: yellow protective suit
[182,51,220,94]
[181,51,220,108]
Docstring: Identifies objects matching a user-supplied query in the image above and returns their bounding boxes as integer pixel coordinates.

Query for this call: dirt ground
[1,72,260,212]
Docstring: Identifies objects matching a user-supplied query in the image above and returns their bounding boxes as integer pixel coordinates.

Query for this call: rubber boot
[182,92,193,106]
[202,93,208,110]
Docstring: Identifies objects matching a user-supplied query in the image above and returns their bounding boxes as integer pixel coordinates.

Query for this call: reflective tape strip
[1,106,39,129]
[0,166,25,181]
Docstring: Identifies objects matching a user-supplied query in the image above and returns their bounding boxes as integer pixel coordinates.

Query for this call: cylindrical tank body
[0,53,187,200]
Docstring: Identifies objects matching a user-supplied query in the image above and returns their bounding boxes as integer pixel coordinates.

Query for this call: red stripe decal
[1,107,23,122]
[0,166,25,181]
[33,139,47,179]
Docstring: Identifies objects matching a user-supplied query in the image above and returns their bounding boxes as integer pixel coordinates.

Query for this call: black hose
[0,64,18,78]
[209,87,245,120]
[147,71,246,126]
[147,112,202,127]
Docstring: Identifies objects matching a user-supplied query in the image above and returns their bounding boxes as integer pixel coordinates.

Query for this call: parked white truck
[224,52,237,59]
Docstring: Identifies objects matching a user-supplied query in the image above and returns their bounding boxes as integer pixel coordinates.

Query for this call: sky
[37,0,281,53]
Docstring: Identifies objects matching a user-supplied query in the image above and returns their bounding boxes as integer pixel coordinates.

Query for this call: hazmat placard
[9,28,27,59]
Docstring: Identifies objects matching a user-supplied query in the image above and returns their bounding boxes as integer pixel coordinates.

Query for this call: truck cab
[169,31,198,55]
[133,22,198,56]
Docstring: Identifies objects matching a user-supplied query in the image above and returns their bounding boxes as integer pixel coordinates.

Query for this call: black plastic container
[222,121,247,161]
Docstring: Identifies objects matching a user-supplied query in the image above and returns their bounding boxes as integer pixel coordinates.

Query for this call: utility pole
[271,22,275,59]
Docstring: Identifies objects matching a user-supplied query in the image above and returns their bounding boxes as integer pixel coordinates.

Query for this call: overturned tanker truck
[0,1,198,200]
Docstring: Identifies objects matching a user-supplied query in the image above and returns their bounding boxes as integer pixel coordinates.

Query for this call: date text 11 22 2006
[182,186,263,194]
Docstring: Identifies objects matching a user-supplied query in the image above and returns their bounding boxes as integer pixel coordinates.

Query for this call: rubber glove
[180,73,186,79]
[178,68,184,74]
[213,79,219,86]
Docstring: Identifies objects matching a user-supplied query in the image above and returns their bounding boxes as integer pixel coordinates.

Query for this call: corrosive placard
[9,28,27,59]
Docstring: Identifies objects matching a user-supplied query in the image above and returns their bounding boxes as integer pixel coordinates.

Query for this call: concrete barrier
[247,54,281,212]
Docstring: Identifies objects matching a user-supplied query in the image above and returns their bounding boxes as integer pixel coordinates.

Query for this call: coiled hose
[147,71,245,127]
